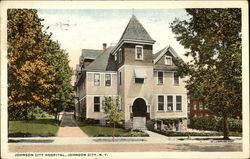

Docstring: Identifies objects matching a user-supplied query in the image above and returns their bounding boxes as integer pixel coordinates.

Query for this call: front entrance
[132,98,147,130]
[132,98,147,117]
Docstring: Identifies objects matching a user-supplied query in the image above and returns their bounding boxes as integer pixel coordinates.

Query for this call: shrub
[190,116,242,132]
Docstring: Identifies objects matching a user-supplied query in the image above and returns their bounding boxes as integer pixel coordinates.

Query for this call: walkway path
[56,112,88,137]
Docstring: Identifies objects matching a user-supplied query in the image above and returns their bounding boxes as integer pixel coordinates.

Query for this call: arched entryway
[131,98,148,130]
[132,98,147,117]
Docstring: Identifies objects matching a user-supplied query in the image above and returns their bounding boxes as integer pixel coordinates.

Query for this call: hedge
[190,116,242,132]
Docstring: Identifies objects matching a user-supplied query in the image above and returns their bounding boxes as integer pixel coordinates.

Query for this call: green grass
[76,120,148,137]
[8,119,60,137]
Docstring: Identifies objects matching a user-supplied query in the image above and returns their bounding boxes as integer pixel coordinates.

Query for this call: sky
[37,9,190,69]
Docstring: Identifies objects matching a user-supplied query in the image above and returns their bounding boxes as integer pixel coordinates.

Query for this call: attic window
[165,56,172,65]
[135,45,143,60]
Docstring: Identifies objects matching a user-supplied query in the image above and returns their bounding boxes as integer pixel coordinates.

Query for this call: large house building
[74,15,188,131]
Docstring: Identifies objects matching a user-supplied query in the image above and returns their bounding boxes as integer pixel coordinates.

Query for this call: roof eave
[111,39,155,55]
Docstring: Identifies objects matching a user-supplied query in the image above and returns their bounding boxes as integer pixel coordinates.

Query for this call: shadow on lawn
[8,132,56,137]
[19,119,60,125]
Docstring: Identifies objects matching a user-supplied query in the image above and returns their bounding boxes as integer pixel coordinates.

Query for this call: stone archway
[132,98,147,117]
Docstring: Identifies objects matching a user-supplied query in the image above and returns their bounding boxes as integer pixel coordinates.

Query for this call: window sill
[157,110,165,112]
[166,110,174,112]
[157,83,164,85]
[135,59,143,61]
[173,84,180,86]
[175,110,182,112]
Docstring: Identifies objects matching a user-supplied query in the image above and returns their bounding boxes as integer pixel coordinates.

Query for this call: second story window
[158,72,163,84]
[135,45,143,60]
[173,72,179,85]
[135,78,144,84]
[105,74,111,86]
[94,73,100,86]
[165,55,172,65]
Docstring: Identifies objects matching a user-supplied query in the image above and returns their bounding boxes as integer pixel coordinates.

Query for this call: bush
[190,116,242,132]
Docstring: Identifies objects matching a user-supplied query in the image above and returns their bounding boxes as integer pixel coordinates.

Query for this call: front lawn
[76,120,148,137]
[8,119,60,137]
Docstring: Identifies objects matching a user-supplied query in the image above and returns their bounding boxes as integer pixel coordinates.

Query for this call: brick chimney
[103,43,107,50]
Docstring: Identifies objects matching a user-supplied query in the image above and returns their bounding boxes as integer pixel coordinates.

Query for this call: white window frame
[135,45,143,60]
[165,55,172,65]
[94,73,100,86]
[105,74,111,86]
[167,95,173,111]
[176,95,182,111]
[173,72,180,86]
[157,71,164,85]
[157,95,164,111]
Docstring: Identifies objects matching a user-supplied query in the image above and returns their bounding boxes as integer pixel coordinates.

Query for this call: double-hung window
[94,73,100,86]
[167,96,173,111]
[158,96,164,111]
[165,56,172,65]
[94,97,100,112]
[193,102,197,110]
[135,46,143,60]
[176,96,182,111]
[105,74,111,86]
[174,72,179,85]
[158,72,163,84]
[199,102,203,110]
[119,71,122,85]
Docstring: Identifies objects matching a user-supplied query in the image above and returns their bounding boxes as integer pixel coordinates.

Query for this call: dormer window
[165,55,172,65]
[135,45,143,60]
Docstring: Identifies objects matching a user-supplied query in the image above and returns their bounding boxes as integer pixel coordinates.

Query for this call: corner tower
[112,15,155,129]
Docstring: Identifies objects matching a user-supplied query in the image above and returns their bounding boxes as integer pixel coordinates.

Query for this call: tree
[8,9,57,120]
[102,97,123,141]
[7,9,74,121]
[170,9,241,139]
[44,41,74,120]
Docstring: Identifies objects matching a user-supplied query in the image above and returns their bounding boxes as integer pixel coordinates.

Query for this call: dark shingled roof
[153,47,166,59]
[85,46,116,71]
[119,15,155,42]
[81,49,103,59]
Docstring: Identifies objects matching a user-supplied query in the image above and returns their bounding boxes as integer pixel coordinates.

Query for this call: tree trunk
[113,122,116,142]
[223,116,230,140]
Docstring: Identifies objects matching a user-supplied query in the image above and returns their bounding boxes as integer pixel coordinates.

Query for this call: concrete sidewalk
[56,112,88,137]
[8,135,242,145]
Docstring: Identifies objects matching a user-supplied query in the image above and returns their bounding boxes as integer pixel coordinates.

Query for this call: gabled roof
[85,46,116,72]
[81,49,103,59]
[119,15,155,43]
[153,45,183,64]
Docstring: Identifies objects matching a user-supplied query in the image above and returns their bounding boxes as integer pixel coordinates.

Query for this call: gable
[154,50,178,69]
